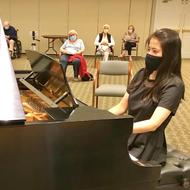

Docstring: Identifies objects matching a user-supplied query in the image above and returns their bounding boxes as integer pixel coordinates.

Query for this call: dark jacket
[4,26,17,40]
[96,32,113,52]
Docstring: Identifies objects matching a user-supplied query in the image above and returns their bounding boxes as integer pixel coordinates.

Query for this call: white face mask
[128,29,133,34]
[103,29,109,34]
[4,26,9,30]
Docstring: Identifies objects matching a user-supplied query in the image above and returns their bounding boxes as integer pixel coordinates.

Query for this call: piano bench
[158,146,190,190]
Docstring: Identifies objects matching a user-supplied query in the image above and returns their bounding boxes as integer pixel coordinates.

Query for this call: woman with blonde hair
[94,24,115,61]
[60,29,85,81]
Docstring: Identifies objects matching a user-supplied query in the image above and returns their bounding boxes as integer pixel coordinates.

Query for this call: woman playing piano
[109,28,185,166]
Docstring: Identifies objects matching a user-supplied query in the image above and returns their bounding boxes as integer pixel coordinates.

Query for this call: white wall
[152,0,190,58]
[0,0,153,56]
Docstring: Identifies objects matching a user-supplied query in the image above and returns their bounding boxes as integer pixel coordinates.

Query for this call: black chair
[158,145,190,189]
[12,29,22,59]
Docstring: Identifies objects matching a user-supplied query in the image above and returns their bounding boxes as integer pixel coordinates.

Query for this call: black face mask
[145,54,162,73]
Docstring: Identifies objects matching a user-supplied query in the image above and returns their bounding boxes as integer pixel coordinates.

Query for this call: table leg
[45,38,57,54]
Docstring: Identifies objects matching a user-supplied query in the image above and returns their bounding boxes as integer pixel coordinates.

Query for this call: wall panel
[0,0,153,56]
[39,0,69,53]
[0,1,11,22]
[98,0,131,55]
[68,0,99,55]
[10,0,39,52]
[130,0,153,56]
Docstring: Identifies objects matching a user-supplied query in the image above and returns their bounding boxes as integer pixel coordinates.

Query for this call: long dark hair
[128,28,184,102]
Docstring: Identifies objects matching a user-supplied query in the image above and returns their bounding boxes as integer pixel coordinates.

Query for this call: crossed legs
[120,41,136,61]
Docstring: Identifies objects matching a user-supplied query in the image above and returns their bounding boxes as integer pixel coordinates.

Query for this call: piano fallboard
[0,115,161,190]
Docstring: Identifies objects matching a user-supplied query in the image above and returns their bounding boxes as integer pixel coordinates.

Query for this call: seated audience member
[120,25,138,61]
[109,28,185,165]
[60,30,91,81]
[94,24,115,61]
[3,20,17,57]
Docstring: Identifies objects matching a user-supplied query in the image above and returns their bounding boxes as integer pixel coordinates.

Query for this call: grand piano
[1,21,190,190]
[1,49,160,190]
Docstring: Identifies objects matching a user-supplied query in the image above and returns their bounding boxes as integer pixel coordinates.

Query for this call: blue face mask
[69,35,77,42]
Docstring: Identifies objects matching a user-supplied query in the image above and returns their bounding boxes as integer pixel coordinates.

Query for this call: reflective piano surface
[0,50,161,190]
[18,50,81,122]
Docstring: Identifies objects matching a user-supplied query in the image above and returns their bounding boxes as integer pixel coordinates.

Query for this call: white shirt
[61,39,85,54]
[94,33,115,47]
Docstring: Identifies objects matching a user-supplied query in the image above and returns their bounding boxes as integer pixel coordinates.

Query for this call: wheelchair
[12,39,22,58]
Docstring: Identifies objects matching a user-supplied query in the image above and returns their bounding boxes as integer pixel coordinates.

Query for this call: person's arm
[60,40,70,54]
[109,92,129,115]
[76,39,85,54]
[133,33,138,43]
[134,79,185,134]
[94,34,100,46]
[9,27,17,40]
[133,106,171,134]
[108,35,115,47]
[60,48,70,55]
[123,33,131,42]
[136,34,139,43]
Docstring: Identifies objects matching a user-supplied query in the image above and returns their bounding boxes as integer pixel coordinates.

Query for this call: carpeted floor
[13,55,190,155]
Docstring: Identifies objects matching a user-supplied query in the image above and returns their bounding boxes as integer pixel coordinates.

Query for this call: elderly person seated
[3,20,17,58]
[120,25,138,61]
[60,30,85,81]
[94,24,115,61]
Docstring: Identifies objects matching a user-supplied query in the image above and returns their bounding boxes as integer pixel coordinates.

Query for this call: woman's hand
[109,92,129,116]
[60,49,69,55]
[101,41,108,46]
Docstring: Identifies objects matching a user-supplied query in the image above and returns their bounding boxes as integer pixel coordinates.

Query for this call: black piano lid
[0,19,25,125]
[23,50,78,108]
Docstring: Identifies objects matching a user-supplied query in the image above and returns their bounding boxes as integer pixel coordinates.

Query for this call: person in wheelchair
[3,20,17,58]
[94,24,115,61]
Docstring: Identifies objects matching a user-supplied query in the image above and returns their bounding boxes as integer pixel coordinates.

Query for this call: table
[42,35,67,54]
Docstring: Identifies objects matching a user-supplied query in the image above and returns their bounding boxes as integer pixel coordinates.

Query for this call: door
[154,0,182,31]
[181,2,190,58]
[153,0,190,58]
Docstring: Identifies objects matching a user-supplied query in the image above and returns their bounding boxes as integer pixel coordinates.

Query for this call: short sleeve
[158,78,184,115]
[94,34,100,46]
[61,40,68,49]
[127,68,144,93]
[78,39,85,49]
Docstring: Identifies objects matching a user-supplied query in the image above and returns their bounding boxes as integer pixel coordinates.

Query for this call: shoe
[73,77,79,81]
[118,54,124,58]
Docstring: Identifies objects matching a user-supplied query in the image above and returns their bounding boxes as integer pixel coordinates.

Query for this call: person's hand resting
[101,41,108,46]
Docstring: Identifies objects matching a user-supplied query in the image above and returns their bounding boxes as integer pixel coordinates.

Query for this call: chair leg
[92,94,95,107]
[95,96,98,108]
[94,56,97,68]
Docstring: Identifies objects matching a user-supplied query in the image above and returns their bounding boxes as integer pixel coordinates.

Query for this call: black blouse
[127,69,184,165]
